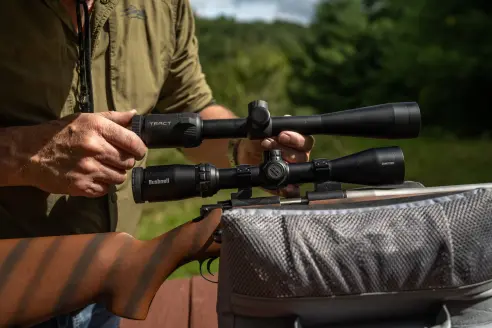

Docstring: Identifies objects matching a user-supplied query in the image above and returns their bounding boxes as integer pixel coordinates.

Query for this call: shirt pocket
[106,0,175,115]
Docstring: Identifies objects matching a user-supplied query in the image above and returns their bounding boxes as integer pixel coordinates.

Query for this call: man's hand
[236,131,315,197]
[19,110,147,198]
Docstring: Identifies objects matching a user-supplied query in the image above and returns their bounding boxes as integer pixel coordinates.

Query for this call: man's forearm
[0,126,29,187]
[182,104,238,168]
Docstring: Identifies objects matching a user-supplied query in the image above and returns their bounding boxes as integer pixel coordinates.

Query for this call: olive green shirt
[0,0,213,238]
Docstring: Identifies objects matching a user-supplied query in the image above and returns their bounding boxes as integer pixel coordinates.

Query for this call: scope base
[197,190,280,221]
[231,187,253,200]
[198,181,344,218]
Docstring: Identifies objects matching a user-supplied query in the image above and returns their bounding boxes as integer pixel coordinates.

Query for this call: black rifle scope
[132,101,421,148]
[132,146,405,203]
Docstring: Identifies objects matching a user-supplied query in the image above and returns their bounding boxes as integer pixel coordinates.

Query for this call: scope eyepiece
[132,163,220,204]
[132,112,204,149]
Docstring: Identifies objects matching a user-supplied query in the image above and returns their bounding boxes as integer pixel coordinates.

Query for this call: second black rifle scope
[132,146,405,203]
[132,101,421,148]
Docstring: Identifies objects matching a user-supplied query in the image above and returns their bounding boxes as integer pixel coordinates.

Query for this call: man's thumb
[99,110,137,126]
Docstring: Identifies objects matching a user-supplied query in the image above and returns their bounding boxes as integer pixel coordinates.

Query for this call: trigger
[207,257,217,276]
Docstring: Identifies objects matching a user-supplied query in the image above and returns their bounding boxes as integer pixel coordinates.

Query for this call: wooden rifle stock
[0,209,222,328]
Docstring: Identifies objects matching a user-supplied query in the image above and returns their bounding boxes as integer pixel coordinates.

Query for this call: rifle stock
[0,209,222,328]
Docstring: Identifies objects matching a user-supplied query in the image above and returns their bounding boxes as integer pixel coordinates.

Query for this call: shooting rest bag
[216,187,492,328]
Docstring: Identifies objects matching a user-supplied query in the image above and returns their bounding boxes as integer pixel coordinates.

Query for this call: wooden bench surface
[120,275,218,328]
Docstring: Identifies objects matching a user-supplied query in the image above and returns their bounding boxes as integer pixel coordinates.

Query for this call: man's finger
[98,110,137,127]
[92,162,128,186]
[279,146,309,163]
[266,184,300,198]
[278,131,315,151]
[83,182,110,198]
[282,184,300,198]
[257,139,309,163]
[95,142,136,170]
[260,137,278,150]
[100,120,148,160]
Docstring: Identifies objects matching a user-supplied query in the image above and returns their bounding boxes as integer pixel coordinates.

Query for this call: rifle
[2,181,492,327]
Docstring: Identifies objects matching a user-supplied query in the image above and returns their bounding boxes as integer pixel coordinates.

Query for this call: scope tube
[132,102,421,149]
[132,146,405,204]
[202,102,421,139]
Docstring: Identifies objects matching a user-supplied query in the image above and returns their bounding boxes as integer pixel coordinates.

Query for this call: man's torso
[0,0,180,238]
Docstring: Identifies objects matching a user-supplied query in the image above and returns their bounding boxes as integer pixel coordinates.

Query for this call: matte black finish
[328,147,406,186]
[132,101,421,148]
[132,147,405,203]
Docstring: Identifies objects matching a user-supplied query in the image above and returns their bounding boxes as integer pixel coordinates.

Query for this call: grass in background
[136,136,492,279]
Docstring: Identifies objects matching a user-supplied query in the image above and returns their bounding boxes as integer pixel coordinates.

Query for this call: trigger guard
[199,258,219,284]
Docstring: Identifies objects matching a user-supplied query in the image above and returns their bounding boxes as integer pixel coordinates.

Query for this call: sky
[190,0,320,25]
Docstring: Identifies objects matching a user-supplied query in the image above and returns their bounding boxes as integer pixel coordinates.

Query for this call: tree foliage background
[196,0,492,136]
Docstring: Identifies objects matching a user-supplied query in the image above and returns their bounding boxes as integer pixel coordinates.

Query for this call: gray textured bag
[217,188,492,328]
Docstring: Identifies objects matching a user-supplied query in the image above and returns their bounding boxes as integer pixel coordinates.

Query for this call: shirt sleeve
[154,0,214,114]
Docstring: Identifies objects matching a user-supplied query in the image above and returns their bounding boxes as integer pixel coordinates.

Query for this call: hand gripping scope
[132,146,405,203]
[131,100,421,148]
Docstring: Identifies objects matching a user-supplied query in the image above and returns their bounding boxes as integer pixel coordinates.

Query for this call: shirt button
[101,0,109,4]
[110,193,117,203]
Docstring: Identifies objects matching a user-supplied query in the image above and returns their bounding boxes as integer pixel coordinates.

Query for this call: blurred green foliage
[289,0,492,136]
[137,0,492,279]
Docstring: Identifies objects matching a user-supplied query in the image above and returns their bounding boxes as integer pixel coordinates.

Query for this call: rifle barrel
[278,183,492,206]
[345,183,492,199]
